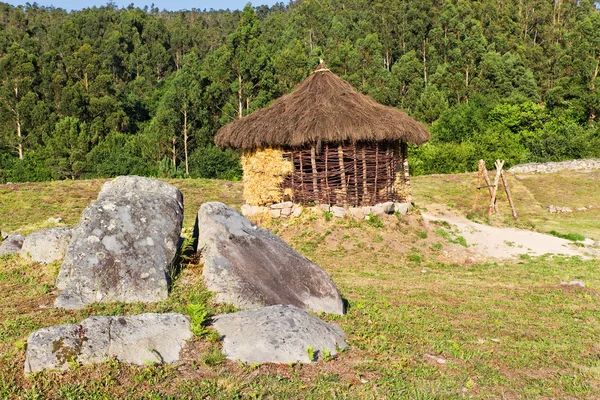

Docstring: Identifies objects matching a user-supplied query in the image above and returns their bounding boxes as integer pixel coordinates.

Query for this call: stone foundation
[508,158,600,174]
[241,202,411,219]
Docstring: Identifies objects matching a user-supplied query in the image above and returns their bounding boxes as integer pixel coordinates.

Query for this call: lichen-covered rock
[195,202,345,315]
[20,227,72,263]
[24,313,192,374]
[213,305,347,364]
[0,233,25,256]
[54,176,184,309]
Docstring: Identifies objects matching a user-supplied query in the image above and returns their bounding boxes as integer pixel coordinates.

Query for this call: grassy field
[1,172,600,399]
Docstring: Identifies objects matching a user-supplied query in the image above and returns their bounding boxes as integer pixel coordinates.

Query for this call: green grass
[1,175,600,398]
[548,230,586,242]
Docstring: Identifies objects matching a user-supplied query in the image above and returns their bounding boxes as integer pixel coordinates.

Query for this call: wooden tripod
[472,159,518,220]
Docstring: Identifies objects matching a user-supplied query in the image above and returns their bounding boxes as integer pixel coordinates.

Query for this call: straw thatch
[241,148,294,205]
[215,63,430,150]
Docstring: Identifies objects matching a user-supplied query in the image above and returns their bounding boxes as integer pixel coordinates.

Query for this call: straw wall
[241,147,294,206]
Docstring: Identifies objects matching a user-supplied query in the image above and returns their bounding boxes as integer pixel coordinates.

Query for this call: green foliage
[366,214,384,228]
[548,231,586,242]
[324,211,333,222]
[187,303,210,338]
[0,1,599,180]
[306,346,316,362]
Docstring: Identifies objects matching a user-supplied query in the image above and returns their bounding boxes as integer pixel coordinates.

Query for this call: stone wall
[508,158,600,174]
[241,201,410,219]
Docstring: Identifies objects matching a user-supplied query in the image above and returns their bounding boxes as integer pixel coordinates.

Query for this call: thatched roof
[215,63,430,150]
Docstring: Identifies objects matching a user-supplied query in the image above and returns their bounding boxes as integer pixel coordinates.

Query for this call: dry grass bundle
[241,148,293,206]
[215,63,430,150]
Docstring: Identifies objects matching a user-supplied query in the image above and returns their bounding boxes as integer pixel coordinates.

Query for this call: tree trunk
[183,107,189,175]
[237,74,243,120]
[14,85,23,160]
[172,136,176,167]
[422,38,428,85]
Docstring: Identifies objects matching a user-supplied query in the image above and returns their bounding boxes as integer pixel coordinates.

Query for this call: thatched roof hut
[215,63,430,207]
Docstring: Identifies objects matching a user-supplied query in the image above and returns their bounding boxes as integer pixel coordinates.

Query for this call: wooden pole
[487,160,504,217]
[472,159,484,211]
[374,143,379,203]
[352,143,359,206]
[481,164,499,214]
[501,171,518,220]
[338,145,347,207]
[310,145,319,202]
[324,144,330,204]
[361,147,368,200]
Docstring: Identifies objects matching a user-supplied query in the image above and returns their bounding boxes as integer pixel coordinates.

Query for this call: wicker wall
[280,141,409,206]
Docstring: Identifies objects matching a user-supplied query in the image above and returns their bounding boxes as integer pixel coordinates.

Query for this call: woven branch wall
[280,141,409,207]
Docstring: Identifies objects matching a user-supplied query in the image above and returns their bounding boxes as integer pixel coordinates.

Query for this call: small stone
[291,205,303,218]
[371,204,385,216]
[241,204,256,217]
[0,233,26,256]
[269,209,281,218]
[361,206,372,217]
[576,207,587,212]
[561,280,585,288]
[548,205,556,213]
[348,207,364,219]
[381,202,395,214]
[317,204,331,212]
[271,201,293,209]
[280,207,292,217]
[47,217,63,224]
[424,354,447,365]
[20,227,72,263]
[394,202,411,215]
[331,206,347,218]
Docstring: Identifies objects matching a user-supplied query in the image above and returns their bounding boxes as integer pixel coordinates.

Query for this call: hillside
[1,171,600,398]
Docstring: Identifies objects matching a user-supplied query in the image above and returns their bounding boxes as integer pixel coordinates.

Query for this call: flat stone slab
[55,176,184,309]
[0,233,25,256]
[195,202,344,315]
[25,313,192,374]
[20,227,72,263]
[212,305,347,364]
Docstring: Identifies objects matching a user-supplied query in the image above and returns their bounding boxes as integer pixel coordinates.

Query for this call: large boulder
[20,227,72,263]
[54,176,184,309]
[25,313,192,374]
[0,233,25,256]
[195,202,344,315]
[212,305,347,364]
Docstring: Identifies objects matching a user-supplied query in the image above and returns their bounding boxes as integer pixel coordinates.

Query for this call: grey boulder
[213,305,347,364]
[55,176,184,309]
[0,233,25,256]
[25,313,192,374]
[195,202,344,315]
[20,227,72,263]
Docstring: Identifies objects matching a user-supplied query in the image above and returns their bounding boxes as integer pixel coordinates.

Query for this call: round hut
[215,63,430,209]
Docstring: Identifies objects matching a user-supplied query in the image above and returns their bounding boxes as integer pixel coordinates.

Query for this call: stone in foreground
[195,202,344,315]
[20,227,72,263]
[0,233,26,256]
[25,313,191,374]
[55,176,184,309]
[212,305,347,364]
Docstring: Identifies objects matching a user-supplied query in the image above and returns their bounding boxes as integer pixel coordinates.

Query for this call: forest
[0,0,599,183]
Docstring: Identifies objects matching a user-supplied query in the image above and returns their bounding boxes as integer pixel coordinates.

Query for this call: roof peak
[314,59,329,73]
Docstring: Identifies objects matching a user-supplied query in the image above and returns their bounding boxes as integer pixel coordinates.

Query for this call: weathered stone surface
[394,202,411,215]
[371,204,385,216]
[280,207,292,217]
[271,201,293,209]
[317,204,331,212]
[55,176,184,309]
[47,217,63,224]
[291,205,303,218]
[348,207,364,219]
[548,205,573,214]
[25,313,192,374]
[332,206,347,218]
[0,233,25,256]
[241,204,258,217]
[195,202,344,315]
[269,209,281,218]
[381,202,395,214]
[20,227,72,263]
[212,305,347,364]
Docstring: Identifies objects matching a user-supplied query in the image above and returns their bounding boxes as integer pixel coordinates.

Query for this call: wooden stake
[487,160,504,217]
[472,159,484,211]
[310,145,319,201]
[338,145,347,207]
[501,171,518,220]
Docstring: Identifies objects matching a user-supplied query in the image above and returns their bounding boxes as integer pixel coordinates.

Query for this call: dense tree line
[0,0,599,183]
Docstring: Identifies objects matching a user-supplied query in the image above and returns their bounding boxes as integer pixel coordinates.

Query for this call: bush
[189,145,242,180]
[85,133,158,178]
[0,151,53,183]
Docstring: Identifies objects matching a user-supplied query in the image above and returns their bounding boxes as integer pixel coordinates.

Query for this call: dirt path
[422,212,599,260]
